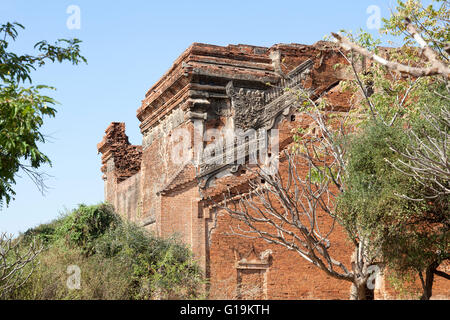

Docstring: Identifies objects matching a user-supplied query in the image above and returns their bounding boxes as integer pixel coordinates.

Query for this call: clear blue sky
[0,0,401,235]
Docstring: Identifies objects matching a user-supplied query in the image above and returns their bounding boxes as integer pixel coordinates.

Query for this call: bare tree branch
[0,232,43,298]
[213,101,379,299]
[387,105,450,200]
[331,19,450,79]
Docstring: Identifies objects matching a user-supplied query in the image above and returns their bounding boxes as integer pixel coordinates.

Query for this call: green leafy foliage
[337,101,449,284]
[95,222,204,299]
[7,204,205,300]
[53,203,119,255]
[380,91,449,276]
[381,0,449,54]
[0,22,86,207]
[337,121,424,258]
[328,0,449,298]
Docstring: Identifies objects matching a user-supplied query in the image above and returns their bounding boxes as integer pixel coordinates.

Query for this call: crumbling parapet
[97,122,142,183]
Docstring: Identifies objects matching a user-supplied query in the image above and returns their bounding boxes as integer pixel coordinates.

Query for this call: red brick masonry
[98,42,449,299]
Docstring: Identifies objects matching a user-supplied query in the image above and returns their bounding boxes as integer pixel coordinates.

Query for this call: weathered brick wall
[206,208,354,300]
[203,115,355,300]
[114,172,141,222]
[98,42,449,300]
[140,120,197,233]
[97,122,143,221]
[160,183,208,271]
[374,261,450,300]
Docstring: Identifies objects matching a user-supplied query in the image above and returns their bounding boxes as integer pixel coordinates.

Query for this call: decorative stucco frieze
[142,108,185,150]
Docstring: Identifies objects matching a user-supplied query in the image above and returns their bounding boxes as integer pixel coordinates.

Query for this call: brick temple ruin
[97,42,449,299]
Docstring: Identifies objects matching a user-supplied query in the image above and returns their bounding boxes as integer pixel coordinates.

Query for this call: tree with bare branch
[330,0,449,299]
[383,93,449,300]
[0,232,42,299]
[332,1,449,79]
[389,104,449,200]
[218,0,449,300]
[215,100,381,299]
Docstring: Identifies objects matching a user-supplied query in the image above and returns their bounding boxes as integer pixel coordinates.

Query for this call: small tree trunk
[420,261,439,300]
[350,280,372,300]
[349,246,374,300]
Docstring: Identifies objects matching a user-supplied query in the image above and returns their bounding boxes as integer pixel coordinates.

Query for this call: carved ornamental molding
[235,247,273,270]
[196,59,314,188]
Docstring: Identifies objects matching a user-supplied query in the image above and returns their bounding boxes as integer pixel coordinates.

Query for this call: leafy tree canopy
[0,22,86,207]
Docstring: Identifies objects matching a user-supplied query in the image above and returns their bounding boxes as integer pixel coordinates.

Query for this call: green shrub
[94,223,205,299]
[6,203,205,300]
[23,222,57,245]
[54,203,119,255]
[337,121,425,257]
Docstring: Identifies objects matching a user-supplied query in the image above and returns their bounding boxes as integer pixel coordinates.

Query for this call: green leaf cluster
[0,22,86,207]
[14,204,205,300]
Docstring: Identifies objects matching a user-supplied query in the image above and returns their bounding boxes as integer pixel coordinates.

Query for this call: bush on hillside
[5,203,205,300]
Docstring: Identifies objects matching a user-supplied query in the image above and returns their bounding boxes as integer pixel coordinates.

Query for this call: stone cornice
[135,42,340,135]
[136,43,282,133]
